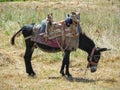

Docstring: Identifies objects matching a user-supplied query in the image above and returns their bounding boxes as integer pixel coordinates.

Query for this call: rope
[55,38,65,56]
[64,36,72,50]
[51,23,65,56]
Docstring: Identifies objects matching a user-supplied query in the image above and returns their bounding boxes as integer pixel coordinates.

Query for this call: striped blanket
[31,22,79,51]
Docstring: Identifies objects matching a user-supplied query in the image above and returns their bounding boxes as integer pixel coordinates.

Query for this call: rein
[87,47,98,68]
[84,47,98,77]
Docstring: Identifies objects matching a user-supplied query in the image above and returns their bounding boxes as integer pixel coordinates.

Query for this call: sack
[46,22,64,39]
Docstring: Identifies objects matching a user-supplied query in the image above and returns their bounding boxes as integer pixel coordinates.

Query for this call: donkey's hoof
[60,71,65,76]
[28,72,36,77]
[66,73,72,78]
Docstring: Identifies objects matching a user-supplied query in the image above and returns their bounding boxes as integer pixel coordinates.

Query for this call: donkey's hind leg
[24,39,35,77]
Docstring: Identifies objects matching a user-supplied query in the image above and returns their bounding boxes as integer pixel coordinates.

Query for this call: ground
[0,0,120,90]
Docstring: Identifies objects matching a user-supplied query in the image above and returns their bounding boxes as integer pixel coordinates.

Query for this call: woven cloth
[31,22,79,51]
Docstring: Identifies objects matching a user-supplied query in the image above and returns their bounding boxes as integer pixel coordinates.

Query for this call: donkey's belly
[36,43,61,53]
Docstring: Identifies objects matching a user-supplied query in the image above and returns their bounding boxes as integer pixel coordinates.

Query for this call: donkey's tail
[11,28,23,45]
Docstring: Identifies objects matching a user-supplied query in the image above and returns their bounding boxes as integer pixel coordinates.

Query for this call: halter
[87,47,98,68]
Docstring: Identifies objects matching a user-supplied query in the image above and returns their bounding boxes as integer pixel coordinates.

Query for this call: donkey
[11,13,110,77]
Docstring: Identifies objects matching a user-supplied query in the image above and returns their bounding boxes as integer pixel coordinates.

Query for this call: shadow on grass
[48,76,118,83]
[48,76,95,83]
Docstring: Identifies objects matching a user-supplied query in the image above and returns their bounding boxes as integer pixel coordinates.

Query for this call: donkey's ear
[98,48,111,52]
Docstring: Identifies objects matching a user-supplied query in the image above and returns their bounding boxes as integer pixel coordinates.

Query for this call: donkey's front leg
[60,53,66,76]
[65,50,72,77]
[60,50,72,77]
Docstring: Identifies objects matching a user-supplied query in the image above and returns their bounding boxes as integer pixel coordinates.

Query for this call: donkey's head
[87,47,111,73]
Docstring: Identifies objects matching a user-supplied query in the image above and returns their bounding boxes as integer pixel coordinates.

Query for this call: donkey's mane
[81,33,94,42]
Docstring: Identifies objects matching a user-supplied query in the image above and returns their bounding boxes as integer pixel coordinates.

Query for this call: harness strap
[89,47,96,61]
[24,35,32,40]
[87,61,98,68]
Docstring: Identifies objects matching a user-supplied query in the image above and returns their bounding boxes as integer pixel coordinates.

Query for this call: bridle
[87,47,98,68]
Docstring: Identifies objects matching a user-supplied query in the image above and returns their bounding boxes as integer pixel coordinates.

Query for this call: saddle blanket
[31,24,79,51]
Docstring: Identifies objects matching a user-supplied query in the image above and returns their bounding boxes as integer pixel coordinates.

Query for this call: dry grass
[0,0,120,90]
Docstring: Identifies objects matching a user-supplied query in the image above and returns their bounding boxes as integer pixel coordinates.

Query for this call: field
[0,0,120,90]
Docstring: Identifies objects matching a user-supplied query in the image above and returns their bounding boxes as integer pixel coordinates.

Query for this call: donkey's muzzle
[90,66,97,73]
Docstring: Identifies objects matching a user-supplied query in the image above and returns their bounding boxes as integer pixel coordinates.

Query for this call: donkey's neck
[78,33,95,55]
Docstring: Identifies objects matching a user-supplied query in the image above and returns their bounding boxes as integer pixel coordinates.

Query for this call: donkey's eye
[93,55,100,62]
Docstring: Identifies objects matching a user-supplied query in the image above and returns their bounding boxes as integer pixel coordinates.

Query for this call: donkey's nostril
[90,66,97,73]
